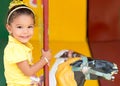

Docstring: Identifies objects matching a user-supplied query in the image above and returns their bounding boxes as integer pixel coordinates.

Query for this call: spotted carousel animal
[49,50,118,86]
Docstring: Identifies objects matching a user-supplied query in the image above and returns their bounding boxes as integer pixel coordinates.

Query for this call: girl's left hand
[42,49,52,62]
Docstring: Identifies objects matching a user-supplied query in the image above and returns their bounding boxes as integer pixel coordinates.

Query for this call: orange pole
[43,0,49,86]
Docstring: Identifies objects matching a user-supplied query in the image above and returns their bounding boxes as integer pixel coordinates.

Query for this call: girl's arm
[17,50,51,76]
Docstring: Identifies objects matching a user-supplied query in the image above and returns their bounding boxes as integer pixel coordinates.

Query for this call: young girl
[4,1,51,86]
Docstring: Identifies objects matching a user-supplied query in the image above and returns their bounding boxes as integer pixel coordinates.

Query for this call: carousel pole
[43,0,49,86]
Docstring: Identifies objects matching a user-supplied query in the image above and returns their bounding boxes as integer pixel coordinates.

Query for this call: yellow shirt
[4,35,33,86]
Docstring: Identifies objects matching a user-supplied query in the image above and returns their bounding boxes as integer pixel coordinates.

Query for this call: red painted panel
[88,0,120,86]
[88,0,120,42]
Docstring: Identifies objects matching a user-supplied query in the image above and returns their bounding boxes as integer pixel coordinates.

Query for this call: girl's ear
[6,24,12,34]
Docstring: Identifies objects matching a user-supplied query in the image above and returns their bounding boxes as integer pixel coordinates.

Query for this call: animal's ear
[87,57,94,61]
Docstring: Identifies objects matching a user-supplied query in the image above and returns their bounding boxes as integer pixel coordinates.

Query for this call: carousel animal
[49,50,118,86]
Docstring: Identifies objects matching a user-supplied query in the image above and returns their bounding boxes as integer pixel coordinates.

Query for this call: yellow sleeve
[5,45,28,64]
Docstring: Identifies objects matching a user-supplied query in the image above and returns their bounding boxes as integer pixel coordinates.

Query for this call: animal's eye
[92,60,95,65]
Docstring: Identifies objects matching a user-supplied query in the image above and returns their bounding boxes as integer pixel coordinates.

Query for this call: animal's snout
[113,63,118,70]
[112,63,119,74]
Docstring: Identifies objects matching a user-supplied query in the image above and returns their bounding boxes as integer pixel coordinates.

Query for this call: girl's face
[6,14,34,43]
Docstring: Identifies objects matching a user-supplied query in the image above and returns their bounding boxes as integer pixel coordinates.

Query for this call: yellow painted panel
[49,0,87,42]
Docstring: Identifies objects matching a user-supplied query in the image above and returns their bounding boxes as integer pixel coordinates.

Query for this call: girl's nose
[23,28,29,33]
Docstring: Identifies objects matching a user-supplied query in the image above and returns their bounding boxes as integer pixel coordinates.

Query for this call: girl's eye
[17,26,22,29]
[28,26,34,29]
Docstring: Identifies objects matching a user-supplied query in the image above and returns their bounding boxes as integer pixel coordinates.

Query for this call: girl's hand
[41,49,52,63]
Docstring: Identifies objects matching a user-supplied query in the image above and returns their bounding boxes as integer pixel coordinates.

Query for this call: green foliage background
[0,0,10,85]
